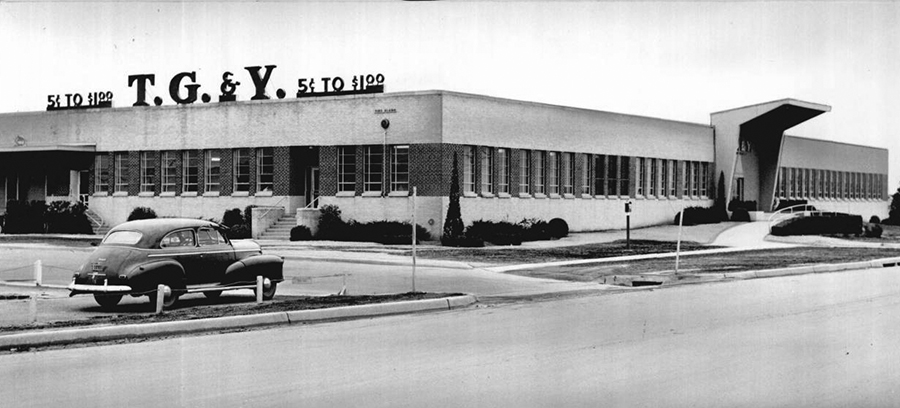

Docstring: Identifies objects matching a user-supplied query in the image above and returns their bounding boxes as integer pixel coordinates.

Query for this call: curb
[0,295,477,351]
[720,256,900,281]
[278,254,476,270]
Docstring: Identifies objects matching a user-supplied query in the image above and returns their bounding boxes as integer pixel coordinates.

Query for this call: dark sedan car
[68,218,284,309]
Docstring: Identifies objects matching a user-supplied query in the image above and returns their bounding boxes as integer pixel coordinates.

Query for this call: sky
[1,1,898,185]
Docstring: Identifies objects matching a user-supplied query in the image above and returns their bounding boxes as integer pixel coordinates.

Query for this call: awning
[0,143,96,153]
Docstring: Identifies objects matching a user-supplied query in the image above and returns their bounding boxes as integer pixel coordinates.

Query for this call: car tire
[93,293,123,309]
[147,283,180,309]
[203,290,222,300]
[255,281,277,301]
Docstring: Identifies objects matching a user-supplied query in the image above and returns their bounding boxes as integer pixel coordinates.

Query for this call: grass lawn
[507,247,900,282]
[411,239,715,264]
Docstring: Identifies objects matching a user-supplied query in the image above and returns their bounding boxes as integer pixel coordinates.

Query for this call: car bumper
[68,280,133,295]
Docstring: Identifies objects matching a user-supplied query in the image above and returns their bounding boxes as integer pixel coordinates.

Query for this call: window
[256,147,274,193]
[463,146,475,194]
[606,156,618,196]
[519,150,531,195]
[649,159,658,197]
[547,152,559,195]
[114,152,128,193]
[689,162,700,197]
[660,159,669,198]
[337,146,356,193]
[562,153,574,195]
[161,151,177,193]
[700,162,709,197]
[581,154,592,196]
[498,148,510,194]
[140,152,156,194]
[182,151,200,193]
[205,150,221,193]
[595,155,607,196]
[197,228,225,246]
[364,145,384,193]
[160,229,196,248]
[618,157,630,196]
[233,148,251,193]
[635,158,645,196]
[777,168,785,198]
[391,145,409,192]
[535,151,545,195]
[94,154,109,193]
[668,160,676,197]
[481,147,494,194]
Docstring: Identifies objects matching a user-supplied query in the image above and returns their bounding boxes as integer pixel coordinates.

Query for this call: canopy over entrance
[711,99,830,212]
[0,143,96,206]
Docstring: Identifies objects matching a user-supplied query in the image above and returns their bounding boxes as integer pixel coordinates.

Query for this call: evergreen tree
[888,187,900,225]
[442,152,465,245]
[715,171,728,221]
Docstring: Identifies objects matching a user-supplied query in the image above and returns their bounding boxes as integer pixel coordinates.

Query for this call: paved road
[5,267,900,407]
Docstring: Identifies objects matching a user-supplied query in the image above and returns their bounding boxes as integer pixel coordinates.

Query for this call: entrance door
[307,167,320,207]
[79,171,90,204]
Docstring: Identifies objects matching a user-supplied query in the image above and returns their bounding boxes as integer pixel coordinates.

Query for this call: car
[68,218,284,309]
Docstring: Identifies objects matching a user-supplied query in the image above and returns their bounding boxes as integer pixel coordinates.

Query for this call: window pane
[256,147,274,193]
[519,150,531,195]
[183,151,200,193]
[205,150,221,193]
[364,145,383,192]
[338,146,356,193]
[233,148,251,192]
[391,145,409,192]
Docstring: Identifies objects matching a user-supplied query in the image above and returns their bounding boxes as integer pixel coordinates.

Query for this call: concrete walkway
[709,221,796,248]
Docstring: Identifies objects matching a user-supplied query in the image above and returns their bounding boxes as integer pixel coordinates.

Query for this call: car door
[157,228,203,284]
[196,227,235,284]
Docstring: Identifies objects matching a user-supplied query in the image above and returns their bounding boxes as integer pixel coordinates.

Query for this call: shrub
[243,205,257,227]
[520,218,550,241]
[864,223,883,238]
[548,218,569,239]
[349,220,431,244]
[290,225,312,241]
[45,201,93,234]
[2,200,47,233]
[869,215,881,224]
[770,213,863,236]
[222,208,244,228]
[728,199,758,212]
[316,204,348,240]
[466,220,525,245]
[674,206,722,226]
[730,208,751,222]
[127,207,157,221]
[440,235,485,247]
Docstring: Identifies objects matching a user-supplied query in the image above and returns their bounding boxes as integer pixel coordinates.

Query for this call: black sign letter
[169,71,201,105]
[244,65,276,100]
[128,74,155,107]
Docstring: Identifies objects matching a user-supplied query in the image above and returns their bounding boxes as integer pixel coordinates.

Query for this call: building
[0,90,889,237]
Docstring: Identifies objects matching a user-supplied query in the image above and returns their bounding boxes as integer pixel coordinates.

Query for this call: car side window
[160,230,196,248]
[197,228,220,246]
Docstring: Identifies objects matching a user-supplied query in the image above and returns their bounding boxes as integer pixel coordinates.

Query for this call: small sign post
[625,201,632,250]
[412,186,417,293]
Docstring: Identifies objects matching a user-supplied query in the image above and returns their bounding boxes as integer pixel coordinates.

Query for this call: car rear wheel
[93,293,123,309]
[255,280,277,301]
[147,283,180,309]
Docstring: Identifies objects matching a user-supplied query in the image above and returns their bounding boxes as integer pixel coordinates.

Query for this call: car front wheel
[94,293,123,309]
[255,280,277,301]
[147,283,180,309]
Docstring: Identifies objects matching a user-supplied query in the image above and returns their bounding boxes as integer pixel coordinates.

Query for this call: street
[4,267,900,407]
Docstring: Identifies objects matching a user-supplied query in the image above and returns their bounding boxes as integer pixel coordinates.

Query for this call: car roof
[107,218,222,242]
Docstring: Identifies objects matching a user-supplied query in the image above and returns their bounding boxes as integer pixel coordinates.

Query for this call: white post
[29,294,37,324]
[155,284,165,314]
[412,186,417,293]
[675,197,685,274]
[33,260,42,287]
[256,275,263,304]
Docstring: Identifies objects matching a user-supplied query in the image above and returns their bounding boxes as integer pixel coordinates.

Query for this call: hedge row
[770,213,863,236]
[2,200,93,234]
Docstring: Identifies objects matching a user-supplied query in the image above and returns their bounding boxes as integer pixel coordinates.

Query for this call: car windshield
[102,231,143,246]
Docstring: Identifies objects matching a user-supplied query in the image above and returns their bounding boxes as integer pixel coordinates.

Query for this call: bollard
[34,260,42,287]
[156,284,165,314]
[256,276,263,304]
[29,294,37,324]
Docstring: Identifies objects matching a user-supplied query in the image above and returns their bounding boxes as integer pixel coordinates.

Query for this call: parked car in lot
[68,218,284,309]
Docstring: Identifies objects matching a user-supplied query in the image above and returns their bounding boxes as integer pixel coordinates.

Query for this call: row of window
[95,148,275,195]
[337,145,409,194]
[776,167,886,201]
[636,158,709,199]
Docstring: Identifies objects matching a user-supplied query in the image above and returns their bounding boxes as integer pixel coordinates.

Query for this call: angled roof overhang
[724,99,831,143]
[0,143,96,153]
